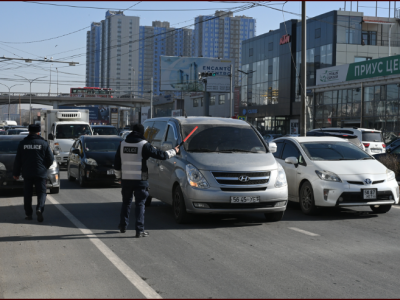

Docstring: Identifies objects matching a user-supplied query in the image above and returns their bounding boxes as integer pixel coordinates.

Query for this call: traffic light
[200,72,216,78]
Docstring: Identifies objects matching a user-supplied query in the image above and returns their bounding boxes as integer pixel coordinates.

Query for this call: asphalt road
[1,171,400,298]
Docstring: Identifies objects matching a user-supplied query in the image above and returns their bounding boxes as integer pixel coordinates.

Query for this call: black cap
[130,123,144,135]
[28,124,40,133]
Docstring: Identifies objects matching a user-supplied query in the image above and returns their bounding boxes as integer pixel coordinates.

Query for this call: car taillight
[382,144,386,148]
[363,143,370,148]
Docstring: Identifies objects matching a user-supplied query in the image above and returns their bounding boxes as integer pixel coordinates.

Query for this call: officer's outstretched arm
[143,143,177,161]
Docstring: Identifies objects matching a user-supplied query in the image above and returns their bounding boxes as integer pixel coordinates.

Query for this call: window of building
[193,98,199,107]
[355,56,372,63]
[315,28,321,39]
[268,42,273,51]
[210,96,215,105]
[249,48,253,57]
[362,31,377,46]
[268,65,273,74]
[219,94,225,105]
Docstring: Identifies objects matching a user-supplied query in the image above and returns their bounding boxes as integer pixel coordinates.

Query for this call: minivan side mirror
[71,148,80,155]
[48,133,54,140]
[269,142,277,153]
[161,141,173,151]
[285,157,299,165]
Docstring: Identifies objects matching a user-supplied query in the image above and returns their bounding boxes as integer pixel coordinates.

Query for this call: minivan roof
[146,116,249,126]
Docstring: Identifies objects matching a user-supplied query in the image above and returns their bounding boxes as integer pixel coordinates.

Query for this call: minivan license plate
[107,170,115,175]
[231,196,260,203]
[363,189,376,200]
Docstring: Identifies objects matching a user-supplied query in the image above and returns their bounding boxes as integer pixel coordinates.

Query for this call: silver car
[143,117,288,223]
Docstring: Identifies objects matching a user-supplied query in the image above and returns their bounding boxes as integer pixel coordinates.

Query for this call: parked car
[386,138,400,152]
[67,135,123,186]
[91,125,118,136]
[306,130,365,151]
[308,127,385,155]
[0,135,60,193]
[6,128,29,135]
[19,132,29,135]
[142,116,288,223]
[118,130,130,137]
[272,136,398,215]
[24,93,37,97]
[263,134,283,144]
[0,130,6,135]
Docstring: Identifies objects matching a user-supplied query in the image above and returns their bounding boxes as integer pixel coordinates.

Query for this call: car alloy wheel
[172,186,190,224]
[299,182,320,215]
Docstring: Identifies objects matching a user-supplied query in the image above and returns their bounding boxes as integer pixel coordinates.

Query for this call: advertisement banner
[290,119,299,134]
[160,56,233,92]
[316,64,349,86]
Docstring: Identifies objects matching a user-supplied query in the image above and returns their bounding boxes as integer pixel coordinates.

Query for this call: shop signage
[238,116,246,120]
[279,34,291,45]
[290,119,299,134]
[242,108,258,115]
[316,54,400,86]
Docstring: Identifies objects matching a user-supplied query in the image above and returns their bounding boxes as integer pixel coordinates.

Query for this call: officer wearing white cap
[114,123,179,238]
[13,124,54,222]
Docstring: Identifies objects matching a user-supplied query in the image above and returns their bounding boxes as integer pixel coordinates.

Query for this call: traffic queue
[1,109,399,227]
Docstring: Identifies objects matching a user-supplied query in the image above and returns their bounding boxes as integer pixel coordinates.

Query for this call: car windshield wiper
[358,157,374,160]
[219,149,256,153]
[188,149,218,152]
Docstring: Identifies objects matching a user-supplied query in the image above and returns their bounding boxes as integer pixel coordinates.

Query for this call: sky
[0,1,393,108]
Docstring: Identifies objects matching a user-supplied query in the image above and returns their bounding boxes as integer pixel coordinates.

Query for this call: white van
[308,128,385,155]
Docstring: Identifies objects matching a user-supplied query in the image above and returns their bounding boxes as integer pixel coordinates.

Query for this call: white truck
[41,109,93,166]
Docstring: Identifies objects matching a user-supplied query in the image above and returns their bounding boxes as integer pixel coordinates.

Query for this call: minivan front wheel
[173,186,190,224]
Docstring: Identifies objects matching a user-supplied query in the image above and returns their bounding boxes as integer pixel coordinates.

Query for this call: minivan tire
[173,186,191,224]
[79,167,87,187]
[370,204,392,214]
[145,195,153,207]
[299,182,320,215]
[264,211,284,222]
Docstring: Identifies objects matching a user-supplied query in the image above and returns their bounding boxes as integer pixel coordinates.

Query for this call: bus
[70,87,113,98]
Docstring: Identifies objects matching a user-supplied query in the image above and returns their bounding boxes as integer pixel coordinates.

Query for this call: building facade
[86,22,102,87]
[240,10,400,135]
[194,10,255,87]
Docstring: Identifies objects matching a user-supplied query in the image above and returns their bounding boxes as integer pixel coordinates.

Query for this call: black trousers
[24,177,47,217]
[119,181,149,232]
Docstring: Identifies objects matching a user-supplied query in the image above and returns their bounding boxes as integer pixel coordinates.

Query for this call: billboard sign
[205,76,230,92]
[160,56,233,92]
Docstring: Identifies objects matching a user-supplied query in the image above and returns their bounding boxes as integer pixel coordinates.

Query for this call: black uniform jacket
[13,134,54,179]
[114,131,175,187]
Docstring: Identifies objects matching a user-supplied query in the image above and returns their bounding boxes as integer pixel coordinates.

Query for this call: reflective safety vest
[120,140,148,180]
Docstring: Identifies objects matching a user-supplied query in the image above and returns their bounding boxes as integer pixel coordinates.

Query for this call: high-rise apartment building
[138,21,194,97]
[86,11,140,97]
[194,10,256,87]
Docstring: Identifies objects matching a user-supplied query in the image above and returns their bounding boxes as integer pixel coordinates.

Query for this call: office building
[240,10,400,135]
[194,10,256,87]
[86,11,140,97]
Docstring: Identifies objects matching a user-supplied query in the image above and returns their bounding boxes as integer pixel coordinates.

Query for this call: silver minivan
[142,117,288,223]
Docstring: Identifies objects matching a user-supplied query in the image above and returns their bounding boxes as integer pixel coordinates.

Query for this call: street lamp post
[237,69,255,106]
[15,75,47,123]
[0,83,23,121]
[56,67,58,95]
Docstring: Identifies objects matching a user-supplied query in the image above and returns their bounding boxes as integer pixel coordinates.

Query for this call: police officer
[114,123,179,238]
[13,124,54,222]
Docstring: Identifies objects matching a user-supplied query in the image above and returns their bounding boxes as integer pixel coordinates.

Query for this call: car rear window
[0,140,20,154]
[362,132,383,142]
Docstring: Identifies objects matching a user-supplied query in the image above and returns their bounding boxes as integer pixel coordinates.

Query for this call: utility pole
[150,77,153,118]
[49,64,53,96]
[15,75,47,123]
[0,83,23,121]
[56,68,59,95]
[300,1,307,136]
[230,64,233,117]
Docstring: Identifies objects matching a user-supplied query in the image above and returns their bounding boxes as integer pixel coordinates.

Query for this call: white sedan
[271,136,399,215]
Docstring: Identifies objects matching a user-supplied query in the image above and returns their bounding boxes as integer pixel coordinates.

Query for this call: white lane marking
[288,227,320,236]
[392,206,400,209]
[47,195,162,299]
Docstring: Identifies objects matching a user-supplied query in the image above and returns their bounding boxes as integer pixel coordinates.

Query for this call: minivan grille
[212,171,270,185]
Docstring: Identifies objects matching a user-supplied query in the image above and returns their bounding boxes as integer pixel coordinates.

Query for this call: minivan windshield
[0,140,20,154]
[56,124,92,139]
[182,124,267,153]
[300,142,372,161]
[362,132,383,142]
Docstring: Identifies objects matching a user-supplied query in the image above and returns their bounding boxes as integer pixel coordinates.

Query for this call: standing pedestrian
[114,123,179,238]
[13,124,54,222]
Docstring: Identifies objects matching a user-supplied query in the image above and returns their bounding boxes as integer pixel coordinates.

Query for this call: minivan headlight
[84,158,98,166]
[186,164,209,189]
[386,169,396,181]
[315,170,342,182]
[0,162,6,171]
[49,160,58,170]
[275,163,287,188]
